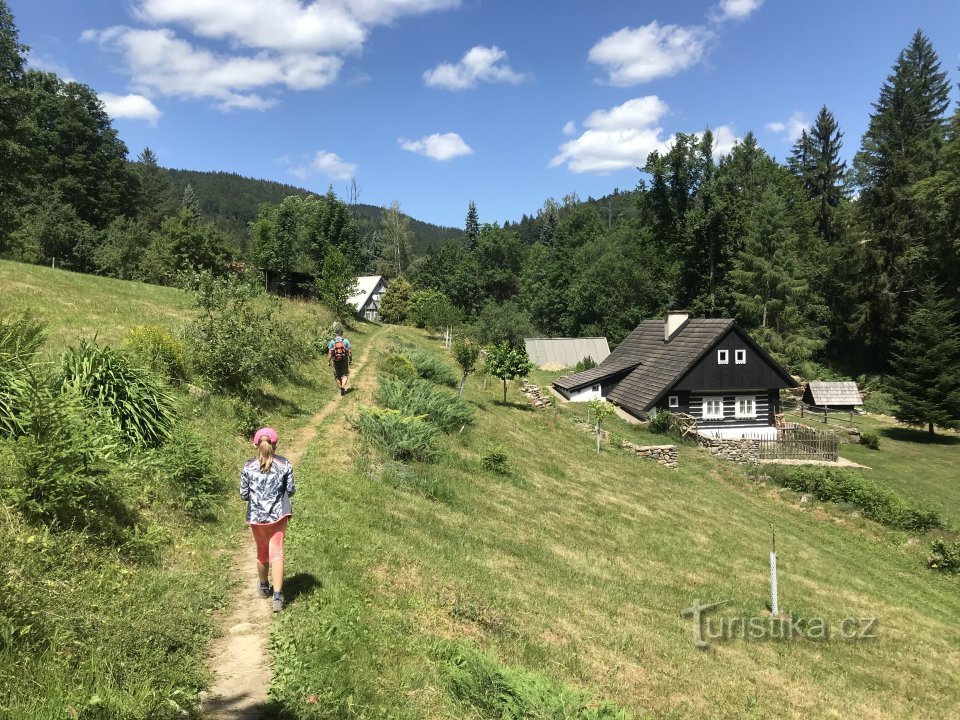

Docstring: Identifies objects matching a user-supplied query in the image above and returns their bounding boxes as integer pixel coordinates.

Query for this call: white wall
[568,384,604,402]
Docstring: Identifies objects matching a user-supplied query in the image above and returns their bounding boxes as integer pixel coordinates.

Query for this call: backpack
[331,338,348,362]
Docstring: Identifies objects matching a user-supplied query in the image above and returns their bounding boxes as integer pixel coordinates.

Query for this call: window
[735,396,756,419]
[702,397,724,420]
[591,384,600,393]
[717,349,729,364]
[668,395,679,408]
[735,349,746,365]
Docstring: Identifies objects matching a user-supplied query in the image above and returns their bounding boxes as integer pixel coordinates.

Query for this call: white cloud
[83,27,342,110]
[423,45,530,90]
[27,53,74,79]
[289,150,357,181]
[399,132,473,161]
[550,97,738,174]
[711,0,764,23]
[766,111,808,141]
[100,92,163,125]
[562,120,577,136]
[84,0,459,111]
[550,96,671,174]
[588,21,712,85]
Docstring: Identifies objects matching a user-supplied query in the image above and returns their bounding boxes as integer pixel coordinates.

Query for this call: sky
[10,0,960,229]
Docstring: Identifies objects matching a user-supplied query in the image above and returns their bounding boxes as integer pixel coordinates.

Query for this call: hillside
[165,169,463,255]
[1,262,958,719]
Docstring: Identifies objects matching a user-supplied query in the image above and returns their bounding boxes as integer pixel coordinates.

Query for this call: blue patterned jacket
[240,455,295,525]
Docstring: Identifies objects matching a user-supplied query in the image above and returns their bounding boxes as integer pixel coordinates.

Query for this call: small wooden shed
[802,381,862,410]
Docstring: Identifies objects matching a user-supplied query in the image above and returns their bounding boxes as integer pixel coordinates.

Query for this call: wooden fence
[754,423,838,461]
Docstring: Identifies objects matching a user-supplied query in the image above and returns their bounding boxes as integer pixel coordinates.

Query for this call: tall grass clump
[404,348,458,387]
[431,640,632,720]
[0,313,47,439]
[123,323,189,381]
[374,374,474,432]
[59,340,176,447]
[765,465,943,532]
[354,406,440,462]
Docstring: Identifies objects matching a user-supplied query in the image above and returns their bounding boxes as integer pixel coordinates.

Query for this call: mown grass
[782,406,960,529]
[0,260,353,719]
[267,327,960,719]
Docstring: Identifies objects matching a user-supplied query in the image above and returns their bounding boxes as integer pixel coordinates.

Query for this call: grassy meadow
[1,262,958,719]
[265,326,960,720]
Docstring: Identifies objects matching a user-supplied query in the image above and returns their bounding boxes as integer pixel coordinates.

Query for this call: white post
[770,526,779,616]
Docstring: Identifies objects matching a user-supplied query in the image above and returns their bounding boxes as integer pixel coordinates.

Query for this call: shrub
[375,374,474,433]
[431,640,631,720]
[405,348,459,387]
[928,539,960,573]
[379,352,418,380]
[0,313,47,439]
[232,397,263,437]
[648,408,671,435]
[765,466,942,532]
[0,312,47,360]
[123,324,188,381]
[574,355,597,372]
[480,445,510,475]
[860,431,880,450]
[59,340,176,447]
[153,425,223,519]
[354,406,440,462]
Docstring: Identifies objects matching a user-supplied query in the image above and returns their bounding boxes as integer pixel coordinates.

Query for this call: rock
[800,494,812,503]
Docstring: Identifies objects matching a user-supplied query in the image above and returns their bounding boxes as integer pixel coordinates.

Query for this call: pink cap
[253,427,278,447]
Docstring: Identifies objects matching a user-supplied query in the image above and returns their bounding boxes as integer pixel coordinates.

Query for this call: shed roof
[524,337,611,368]
[348,275,385,311]
[806,381,862,406]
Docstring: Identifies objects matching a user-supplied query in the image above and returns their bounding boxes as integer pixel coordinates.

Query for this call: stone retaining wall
[620,441,679,468]
[696,435,761,464]
[521,380,553,409]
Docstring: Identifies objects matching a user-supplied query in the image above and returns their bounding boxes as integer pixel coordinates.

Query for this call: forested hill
[165,169,462,253]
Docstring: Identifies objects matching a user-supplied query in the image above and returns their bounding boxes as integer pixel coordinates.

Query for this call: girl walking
[240,427,295,612]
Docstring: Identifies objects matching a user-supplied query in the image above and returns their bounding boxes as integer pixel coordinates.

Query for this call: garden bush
[765,465,942,532]
[354,406,440,462]
[153,425,223,520]
[404,348,459,387]
[648,408,671,435]
[860,431,880,449]
[59,340,176,447]
[374,374,474,432]
[379,352,418,380]
[928,539,960,573]
[574,355,597,372]
[123,324,189,381]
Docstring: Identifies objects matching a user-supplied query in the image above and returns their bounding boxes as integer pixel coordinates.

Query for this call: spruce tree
[889,281,960,437]
[807,106,847,245]
[465,201,479,250]
[852,31,951,364]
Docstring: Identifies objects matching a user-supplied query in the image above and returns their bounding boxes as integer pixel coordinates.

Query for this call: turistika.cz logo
[680,599,878,649]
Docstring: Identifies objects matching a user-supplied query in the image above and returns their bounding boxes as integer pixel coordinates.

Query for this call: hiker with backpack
[328,331,352,395]
[240,427,294,612]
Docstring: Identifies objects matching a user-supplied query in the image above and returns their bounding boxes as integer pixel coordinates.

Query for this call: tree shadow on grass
[880,426,960,445]
[283,572,322,604]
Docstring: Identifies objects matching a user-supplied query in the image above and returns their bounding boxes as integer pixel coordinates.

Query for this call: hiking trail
[201,325,388,719]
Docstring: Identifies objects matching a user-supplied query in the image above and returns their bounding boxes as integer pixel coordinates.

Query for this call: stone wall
[620,440,678,468]
[696,435,761,464]
[521,380,554,409]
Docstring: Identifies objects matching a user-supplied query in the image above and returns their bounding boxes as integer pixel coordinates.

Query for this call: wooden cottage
[802,381,862,411]
[348,275,387,321]
[553,311,798,437]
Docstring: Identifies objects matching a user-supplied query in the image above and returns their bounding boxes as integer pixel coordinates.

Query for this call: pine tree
[465,201,479,250]
[889,281,960,437]
[134,147,178,230]
[852,31,951,363]
[180,183,201,223]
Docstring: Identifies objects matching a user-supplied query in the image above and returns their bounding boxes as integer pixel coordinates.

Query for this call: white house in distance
[348,275,387,321]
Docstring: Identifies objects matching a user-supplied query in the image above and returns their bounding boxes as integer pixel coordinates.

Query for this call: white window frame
[668,395,679,408]
[735,349,746,365]
[717,349,729,364]
[735,395,757,419]
[702,397,725,420]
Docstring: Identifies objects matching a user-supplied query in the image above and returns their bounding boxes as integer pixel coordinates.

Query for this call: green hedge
[765,465,943,532]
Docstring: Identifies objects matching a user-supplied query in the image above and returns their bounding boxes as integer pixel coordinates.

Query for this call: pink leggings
[251,517,288,564]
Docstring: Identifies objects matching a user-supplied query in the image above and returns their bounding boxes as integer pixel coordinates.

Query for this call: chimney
[664,310,689,342]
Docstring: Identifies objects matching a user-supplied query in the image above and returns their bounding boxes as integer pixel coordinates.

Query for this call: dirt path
[202,326,389,719]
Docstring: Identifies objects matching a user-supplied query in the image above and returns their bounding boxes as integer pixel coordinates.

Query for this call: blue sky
[11,0,960,228]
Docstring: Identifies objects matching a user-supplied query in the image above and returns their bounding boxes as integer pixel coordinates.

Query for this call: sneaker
[339,387,346,396]
[257,581,271,598]
[272,593,284,612]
